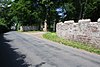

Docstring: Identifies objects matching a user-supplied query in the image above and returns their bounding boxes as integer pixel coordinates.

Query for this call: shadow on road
[0,33,30,67]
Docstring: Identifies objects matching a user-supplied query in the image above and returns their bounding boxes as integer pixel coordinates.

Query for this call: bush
[0,18,9,33]
[0,25,8,33]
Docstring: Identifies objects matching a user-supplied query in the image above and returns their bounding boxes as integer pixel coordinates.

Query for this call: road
[0,31,100,67]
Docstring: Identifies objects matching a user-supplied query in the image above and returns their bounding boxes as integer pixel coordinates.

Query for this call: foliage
[0,18,6,26]
[64,2,75,20]
[43,32,100,54]
[0,18,8,33]
[0,0,100,32]
[85,0,100,21]
[0,0,12,33]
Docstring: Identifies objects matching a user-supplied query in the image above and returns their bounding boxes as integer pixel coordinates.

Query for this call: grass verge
[43,32,100,55]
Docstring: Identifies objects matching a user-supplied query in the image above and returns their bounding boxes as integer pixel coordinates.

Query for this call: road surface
[0,31,100,67]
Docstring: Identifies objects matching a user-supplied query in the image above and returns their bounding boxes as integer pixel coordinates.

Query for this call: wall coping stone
[78,19,91,23]
[64,20,74,24]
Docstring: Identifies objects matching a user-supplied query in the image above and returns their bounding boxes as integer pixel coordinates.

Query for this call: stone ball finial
[97,18,100,23]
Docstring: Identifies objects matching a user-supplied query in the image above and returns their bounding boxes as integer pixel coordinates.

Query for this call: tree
[83,0,100,21]
[1,0,99,32]
[0,0,12,33]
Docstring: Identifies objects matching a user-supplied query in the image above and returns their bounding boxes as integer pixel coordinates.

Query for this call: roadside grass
[43,32,100,55]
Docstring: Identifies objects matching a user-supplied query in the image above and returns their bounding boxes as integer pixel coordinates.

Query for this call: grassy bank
[43,32,100,55]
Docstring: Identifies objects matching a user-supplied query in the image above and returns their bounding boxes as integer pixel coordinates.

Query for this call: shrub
[0,18,9,33]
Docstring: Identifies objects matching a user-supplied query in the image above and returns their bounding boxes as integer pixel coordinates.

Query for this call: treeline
[0,0,100,32]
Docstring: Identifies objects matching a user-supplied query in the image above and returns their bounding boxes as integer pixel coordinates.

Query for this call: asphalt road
[0,31,100,67]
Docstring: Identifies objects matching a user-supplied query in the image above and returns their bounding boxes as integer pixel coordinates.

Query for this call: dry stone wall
[56,18,100,49]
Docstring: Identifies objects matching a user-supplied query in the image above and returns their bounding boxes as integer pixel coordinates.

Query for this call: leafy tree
[83,0,100,21]
[0,0,99,32]
[0,0,12,33]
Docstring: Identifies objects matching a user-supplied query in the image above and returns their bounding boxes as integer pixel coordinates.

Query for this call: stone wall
[20,26,39,31]
[56,18,100,49]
